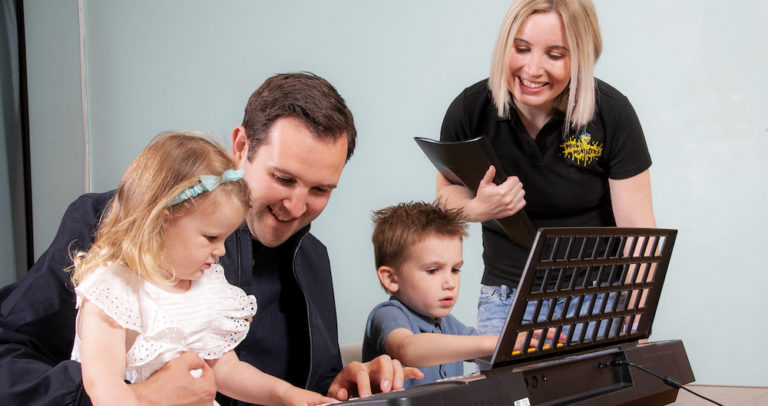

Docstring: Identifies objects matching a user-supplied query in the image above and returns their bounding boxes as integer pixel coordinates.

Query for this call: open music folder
[340,227,694,406]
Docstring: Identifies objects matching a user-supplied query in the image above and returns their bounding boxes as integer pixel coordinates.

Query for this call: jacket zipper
[235,229,243,286]
[291,232,312,389]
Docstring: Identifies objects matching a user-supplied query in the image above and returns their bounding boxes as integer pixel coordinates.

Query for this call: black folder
[414,136,535,248]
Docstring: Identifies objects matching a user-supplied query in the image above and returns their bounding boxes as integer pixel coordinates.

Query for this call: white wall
[24,0,768,386]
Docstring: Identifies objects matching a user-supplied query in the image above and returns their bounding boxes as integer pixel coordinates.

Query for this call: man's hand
[129,351,217,406]
[326,355,423,401]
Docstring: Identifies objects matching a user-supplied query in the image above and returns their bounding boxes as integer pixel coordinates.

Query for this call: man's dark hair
[241,72,357,162]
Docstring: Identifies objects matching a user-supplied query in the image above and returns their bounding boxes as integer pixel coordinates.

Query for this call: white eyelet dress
[71,262,257,404]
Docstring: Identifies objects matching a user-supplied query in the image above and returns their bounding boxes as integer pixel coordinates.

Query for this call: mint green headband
[170,168,244,206]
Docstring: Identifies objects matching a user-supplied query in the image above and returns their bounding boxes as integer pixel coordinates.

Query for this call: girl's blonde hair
[489,0,602,132]
[71,131,249,286]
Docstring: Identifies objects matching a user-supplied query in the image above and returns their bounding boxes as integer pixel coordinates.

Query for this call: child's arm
[78,299,138,406]
[384,328,498,368]
[208,350,337,406]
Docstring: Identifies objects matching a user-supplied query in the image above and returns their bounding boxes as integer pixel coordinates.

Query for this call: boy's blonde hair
[371,201,468,273]
[71,131,249,286]
[489,0,602,133]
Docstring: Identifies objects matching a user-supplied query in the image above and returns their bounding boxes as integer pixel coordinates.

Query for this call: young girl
[70,131,335,406]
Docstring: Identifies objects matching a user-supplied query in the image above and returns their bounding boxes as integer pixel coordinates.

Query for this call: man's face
[232,117,348,247]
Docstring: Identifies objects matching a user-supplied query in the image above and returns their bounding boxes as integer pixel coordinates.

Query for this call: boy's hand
[327,356,423,400]
[514,329,568,352]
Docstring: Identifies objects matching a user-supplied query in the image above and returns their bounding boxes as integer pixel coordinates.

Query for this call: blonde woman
[437,0,656,335]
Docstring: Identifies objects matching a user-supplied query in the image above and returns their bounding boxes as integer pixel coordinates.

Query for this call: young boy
[362,201,498,388]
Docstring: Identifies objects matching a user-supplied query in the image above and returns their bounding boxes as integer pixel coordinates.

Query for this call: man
[0,72,417,405]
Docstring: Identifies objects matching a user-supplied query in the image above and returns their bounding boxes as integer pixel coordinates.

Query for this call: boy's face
[388,234,463,319]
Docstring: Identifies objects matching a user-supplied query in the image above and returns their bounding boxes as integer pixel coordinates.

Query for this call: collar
[389,297,444,333]
[246,222,312,251]
[505,105,566,141]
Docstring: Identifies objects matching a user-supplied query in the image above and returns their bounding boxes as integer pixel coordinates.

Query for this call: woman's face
[507,11,571,115]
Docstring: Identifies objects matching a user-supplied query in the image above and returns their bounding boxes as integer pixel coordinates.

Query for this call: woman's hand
[437,166,526,223]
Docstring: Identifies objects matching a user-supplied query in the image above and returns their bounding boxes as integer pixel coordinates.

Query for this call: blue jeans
[478,284,622,340]
[477,284,524,335]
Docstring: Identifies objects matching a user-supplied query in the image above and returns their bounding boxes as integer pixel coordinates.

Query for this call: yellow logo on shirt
[560,132,603,166]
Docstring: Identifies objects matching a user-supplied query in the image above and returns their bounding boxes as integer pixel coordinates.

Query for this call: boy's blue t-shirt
[362,298,478,387]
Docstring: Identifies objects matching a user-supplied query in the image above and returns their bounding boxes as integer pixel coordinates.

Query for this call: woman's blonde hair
[71,131,249,286]
[489,0,602,132]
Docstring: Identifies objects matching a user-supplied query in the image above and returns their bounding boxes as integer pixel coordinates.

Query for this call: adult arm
[609,169,656,228]
[601,80,655,229]
[0,193,108,406]
[435,81,528,223]
[609,169,656,340]
[443,157,656,227]
[436,166,526,223]
[384,329,497,368]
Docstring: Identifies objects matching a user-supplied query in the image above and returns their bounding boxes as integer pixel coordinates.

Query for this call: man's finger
[332,387,349,401]
[177,351,205,369]
[373,356,393,393]
[355,366,373,398]
[390,358,404,390]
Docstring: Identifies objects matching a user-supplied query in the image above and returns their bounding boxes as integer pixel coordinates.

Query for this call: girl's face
[162,192,246,290]
[507,11,571,115]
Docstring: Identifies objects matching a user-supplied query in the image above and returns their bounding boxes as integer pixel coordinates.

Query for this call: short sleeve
[367,305,412,356]
[183,264,257,360]
[595,81,652,180]
[74,263,142,331]
[440,79,493,144]
[443,314,478,336]
[440,90,469,143]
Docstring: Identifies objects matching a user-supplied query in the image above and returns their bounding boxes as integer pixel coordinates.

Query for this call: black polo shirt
[440,78,651,287]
